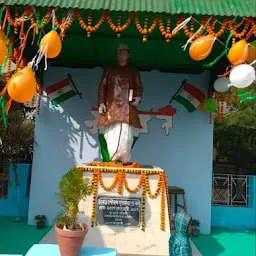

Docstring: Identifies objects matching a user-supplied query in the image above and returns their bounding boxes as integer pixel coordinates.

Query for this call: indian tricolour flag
[174,83,205,112]
[46,78,76,106]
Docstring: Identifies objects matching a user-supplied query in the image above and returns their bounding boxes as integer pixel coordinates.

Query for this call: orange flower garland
[77,9,105,37]
[229,18,250,40]
[36,83,42,115]
[90,170,99,227]
[183,18,195,38]
[117,170,123,194]
[145,172,162,199]
[54,9,76,38]
[78,165,170,231]
[91,161,141,168]
[226,89,231,108]
[2,5,254,46]
[158,14,172,43]
[207,17,229,37]
[106,11,133,37]
[123,172,142,193]
[98,171,119,191]
[141,171,146,231]
[160,175,165,230]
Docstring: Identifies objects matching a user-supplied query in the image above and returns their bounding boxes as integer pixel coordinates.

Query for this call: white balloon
[213,77,230,92]
[229,64,255,88]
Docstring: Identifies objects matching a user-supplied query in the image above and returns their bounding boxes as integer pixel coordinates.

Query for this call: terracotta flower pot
[55,223,89,256]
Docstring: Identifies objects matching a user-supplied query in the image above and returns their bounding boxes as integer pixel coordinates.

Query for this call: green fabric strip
[98,134,139,162]
[0,96,8,128]
[51,90,76,106]
[98,134,110,162]
[174,95,196,112]
[0,6,6,24]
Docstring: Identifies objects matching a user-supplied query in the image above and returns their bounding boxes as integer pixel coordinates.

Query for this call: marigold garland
[145,172,162,199]
[229,18,250,39]
[160,174,165,231]
[80,165,170,231]
[106,11,133,37]
[91,161,141,168]
[98,171,119,191]
[141,171,146,231]
[2,5,255,49]
[123,172,142,193]
[90,169,99,227]
[207,17,229,37]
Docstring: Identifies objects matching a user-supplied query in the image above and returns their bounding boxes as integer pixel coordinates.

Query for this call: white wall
[28,67,213,234]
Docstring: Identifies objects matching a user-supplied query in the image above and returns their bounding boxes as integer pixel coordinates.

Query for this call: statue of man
[97,44,143,164]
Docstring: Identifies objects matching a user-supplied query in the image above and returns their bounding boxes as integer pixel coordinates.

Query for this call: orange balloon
[228,39,248,65]
[199,101,206,112]
[0,39,7,66]
[0,30,5,41]
[40,30,62,58]
[246,41,256,63]
[7,66,37,103]
[189,35,215,61]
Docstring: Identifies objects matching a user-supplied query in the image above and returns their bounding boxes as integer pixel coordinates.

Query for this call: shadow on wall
[42,95,102,163]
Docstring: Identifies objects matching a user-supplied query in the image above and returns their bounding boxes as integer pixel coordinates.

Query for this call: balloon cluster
[0,30,7,66]
[0,29,62,114]
[213,40,256,93]
[200,98,218,112]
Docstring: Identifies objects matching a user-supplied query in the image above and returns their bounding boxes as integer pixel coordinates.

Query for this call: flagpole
[67,73,82,99]
[169,79,187,104]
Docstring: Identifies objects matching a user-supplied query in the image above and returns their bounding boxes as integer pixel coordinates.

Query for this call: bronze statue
[97,44,143,163]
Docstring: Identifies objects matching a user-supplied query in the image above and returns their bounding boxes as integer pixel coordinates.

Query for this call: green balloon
[204,98,217,112]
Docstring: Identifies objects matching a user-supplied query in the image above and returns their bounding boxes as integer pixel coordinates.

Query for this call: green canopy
[1,0,256,17]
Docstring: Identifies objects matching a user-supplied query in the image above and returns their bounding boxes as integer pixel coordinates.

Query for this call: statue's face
[117,49,129,63]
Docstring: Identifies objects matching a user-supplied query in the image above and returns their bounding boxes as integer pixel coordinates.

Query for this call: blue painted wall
[211,176,256,230]
[0,164,30,217]
[28,67,213,234]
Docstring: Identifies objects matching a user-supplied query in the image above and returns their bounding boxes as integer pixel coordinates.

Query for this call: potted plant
[54,168,91,256]
[34,215,47,229]
[191,219,200,237]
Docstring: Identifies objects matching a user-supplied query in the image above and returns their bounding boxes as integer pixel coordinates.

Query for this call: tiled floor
[40,227,202,256]
[1,216,254,256]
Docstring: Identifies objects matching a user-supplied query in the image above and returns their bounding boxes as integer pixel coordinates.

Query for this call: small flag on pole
[46,78,76,106]
[174,83,205,112]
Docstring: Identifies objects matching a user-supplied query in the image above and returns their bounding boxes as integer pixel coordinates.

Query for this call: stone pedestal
[77,165,171,256]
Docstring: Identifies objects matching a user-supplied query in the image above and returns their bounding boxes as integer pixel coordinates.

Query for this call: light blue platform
[25,244,117,256]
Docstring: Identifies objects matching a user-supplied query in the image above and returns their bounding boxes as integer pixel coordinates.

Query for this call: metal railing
[212,173,249,207]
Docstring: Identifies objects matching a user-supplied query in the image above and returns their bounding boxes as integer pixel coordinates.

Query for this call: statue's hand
[131,97,141,107]
[99,103,106,115]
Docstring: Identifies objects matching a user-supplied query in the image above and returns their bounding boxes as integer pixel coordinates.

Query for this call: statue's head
[117,43,130,65]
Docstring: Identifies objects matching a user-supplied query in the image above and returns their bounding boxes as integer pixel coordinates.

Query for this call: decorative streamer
[203,31,233,68]
[172,16,192,34]
[0,96,8,128]
[182,16,213,51]
[0,6,6,24]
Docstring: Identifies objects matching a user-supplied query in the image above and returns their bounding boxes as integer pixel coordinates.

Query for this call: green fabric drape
[98,134,139,162]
